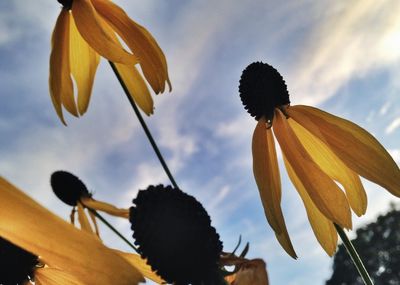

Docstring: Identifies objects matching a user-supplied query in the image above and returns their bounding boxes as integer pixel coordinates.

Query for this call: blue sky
[1,1,400,284]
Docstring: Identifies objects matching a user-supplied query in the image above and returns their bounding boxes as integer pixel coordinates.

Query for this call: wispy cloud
[289,0,400,105]
[385,117,400,134]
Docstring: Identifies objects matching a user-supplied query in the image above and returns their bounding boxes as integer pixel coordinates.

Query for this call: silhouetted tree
[326,204,400,285]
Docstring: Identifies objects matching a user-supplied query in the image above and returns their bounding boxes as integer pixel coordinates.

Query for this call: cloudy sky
[1,0,400,284]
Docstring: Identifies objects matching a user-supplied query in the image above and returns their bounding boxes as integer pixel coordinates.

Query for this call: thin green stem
[88,208,139,253]
[334,223,374,285]
[108,61,179,189]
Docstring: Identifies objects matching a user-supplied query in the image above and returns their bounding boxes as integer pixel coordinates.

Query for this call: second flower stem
[334,224,374,285]
[88,208,139,253]
[108,61,179,190]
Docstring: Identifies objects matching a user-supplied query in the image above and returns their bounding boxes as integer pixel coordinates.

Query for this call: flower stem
[334,223,374,285]
[88,208,139,253]
[108,61,179,190]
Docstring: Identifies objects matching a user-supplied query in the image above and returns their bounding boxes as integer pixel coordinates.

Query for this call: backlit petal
[225,259,269,285]
[92,0,170,94]
[77,202,95,234]
[273,110,352,229]
[35,268,84,285]
[71,0,136,65]
[284,157,338,256]
[289,105,400,197]
[115,250,165,284]
[88,209,100,236]
[69,14,100,115]
[81,197,130,218]
[96,15,154,115]
[0,177,144,285]
[252,118,297,258]
[288,118,367,216]
[114,63,154,115]
[49,10,75,124]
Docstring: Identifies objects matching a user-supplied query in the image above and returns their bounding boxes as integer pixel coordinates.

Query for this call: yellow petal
[88,209,100,236]
[135,24,172,92]
[35,268,84,285]
[226,259,269,285]
[283,156,338,256]
[49,9,75,124]
[275,229,297,259]
[114,63,154,115]
[115,250,165,284]
[0,177,144,285]
[252,118,282,233]
[288,118,367,216]
[92,12,154,115]
[81,197,130,218]
[71,0,136,65]
[273,110,352,229]
[252,118,297,258]
[289,105,400,197]
[92,0,170,94]
[69,14,100,115]
[77,201,95,234]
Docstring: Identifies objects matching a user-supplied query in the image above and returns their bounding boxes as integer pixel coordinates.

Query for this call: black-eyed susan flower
[239,62,400,258]
[50,0,171,124]
[51,170,129,235]
[130,184,225,285]
[50,170,164,283]
[0,176,144,284]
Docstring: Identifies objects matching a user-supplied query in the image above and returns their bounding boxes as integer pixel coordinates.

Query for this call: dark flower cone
[130,185,223,285]
[239,61,290,121]
[51,170,91,206]
[0,237,38,285]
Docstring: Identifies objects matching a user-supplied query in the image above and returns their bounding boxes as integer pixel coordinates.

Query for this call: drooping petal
[252,118,297,258]
[71,0,136,65]
[76,202,95,234]
[114,63,154,115]
[289,105,400,197]
[88,209,100,236]
[69,14,100,115]
[115,250,165,284]
[92,0,170,94]
[275,229,297,260]
[136,24,172,92]
[81,197,130,218]
[252,118,282,233]
[35,268,84,285]
[225,259,269,285]
[97,14,154,115]
[273,110,352,229]
[49,9,76,124]
[288,118,367,216]
[284,156,338,256]
[0,177,144,285]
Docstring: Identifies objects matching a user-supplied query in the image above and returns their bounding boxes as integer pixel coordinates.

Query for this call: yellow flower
[50,170,165,284]
[239,62,400,258]
[49,0,171,124]
[0,176,144,284]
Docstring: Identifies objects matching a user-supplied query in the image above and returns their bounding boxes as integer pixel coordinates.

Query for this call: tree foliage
[326,204,400,285]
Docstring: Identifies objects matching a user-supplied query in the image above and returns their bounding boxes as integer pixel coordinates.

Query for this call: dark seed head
[130,185,223,285]
[0,237,39,285]
[50,170,91,206]
[239,62,290,121]
[57,0,73,10]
